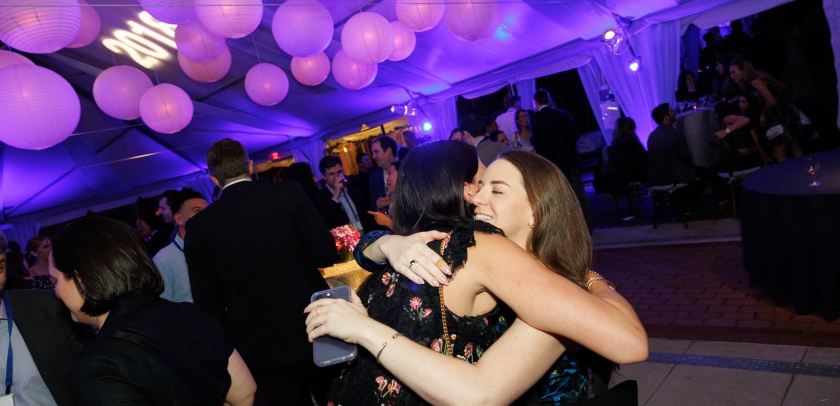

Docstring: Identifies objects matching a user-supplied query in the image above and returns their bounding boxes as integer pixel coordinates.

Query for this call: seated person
[675,71,711,102]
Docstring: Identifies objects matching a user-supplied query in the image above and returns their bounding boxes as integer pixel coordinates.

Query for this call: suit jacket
[348,170,371,198]
[9,290,95,406]
[368,168,387,211]
[476,138,513,167]
[185,180,338,370]
[647,124,697,185]
[530,107,581,174]
[313,185,376,233]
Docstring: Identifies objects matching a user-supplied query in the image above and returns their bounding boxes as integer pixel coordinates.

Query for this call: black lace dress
[328,221,503,405]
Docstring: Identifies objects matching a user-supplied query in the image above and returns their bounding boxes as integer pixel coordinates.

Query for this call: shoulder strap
[100,330,216,406]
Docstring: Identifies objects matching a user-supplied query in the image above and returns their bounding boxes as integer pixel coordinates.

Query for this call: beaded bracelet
[585,271,617,292]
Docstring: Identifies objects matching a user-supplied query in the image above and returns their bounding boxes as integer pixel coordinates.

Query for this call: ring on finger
[316,305,322,316]
[408,260,417,268]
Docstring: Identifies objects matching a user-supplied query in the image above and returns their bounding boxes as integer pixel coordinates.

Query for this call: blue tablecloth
[741,149,840,321]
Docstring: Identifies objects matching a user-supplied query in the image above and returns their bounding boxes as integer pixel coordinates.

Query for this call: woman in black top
[49,217,256,406]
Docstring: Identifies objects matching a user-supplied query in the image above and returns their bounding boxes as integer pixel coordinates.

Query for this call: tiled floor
[593,241,840,348]
[610,339,840,405]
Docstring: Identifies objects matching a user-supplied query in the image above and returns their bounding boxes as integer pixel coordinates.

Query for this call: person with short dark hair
[135,213,169,257]
[348,153,373,197]
[282,162,320,202]
[153,188,208,303]
[186,138,337,405]
[158,189,180,243]
[494,95,521,139]
[314,156,376,233]
[369,136,398,211]
[0,230,96,406]
[484,114,499,136]
[724,19,752,57]
[530,88,592,232]
[459,113,513,167]
[49,217,256,405]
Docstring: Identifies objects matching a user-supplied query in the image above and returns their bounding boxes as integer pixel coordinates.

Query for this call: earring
[529,220,535,228]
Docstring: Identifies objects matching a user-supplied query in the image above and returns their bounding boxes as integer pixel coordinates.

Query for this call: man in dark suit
[185,139,338,405]
[369,135,397,211]
[315,155,376,233]
[348,152,373,198]
[0,231,94,406]
[530,89,593,232]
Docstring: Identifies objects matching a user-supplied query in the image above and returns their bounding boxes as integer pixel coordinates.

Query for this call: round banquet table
[675,107,722,168]
[741,149,840,321]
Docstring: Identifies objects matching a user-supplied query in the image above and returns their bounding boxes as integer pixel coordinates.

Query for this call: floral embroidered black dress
[327,221,503,405]
[329,220,589,405]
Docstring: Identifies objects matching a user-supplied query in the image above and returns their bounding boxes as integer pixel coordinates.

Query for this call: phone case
[311,286,359,367]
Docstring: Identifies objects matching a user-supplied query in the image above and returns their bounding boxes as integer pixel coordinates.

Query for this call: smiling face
[158,198,173,223]
[472,160,533,248]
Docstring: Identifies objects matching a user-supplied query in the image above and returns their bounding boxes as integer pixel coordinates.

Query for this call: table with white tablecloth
[675,107,722,168]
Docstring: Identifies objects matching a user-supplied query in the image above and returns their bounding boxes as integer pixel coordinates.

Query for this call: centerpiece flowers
[330,224,361,263]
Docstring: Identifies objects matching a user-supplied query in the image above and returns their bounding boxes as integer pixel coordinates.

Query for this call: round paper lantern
[388,21,416,62]
[195,0,263,39]
[66,0,101,49]
[331,49,377,90]
[175,19,225,62]
[140,0,197,24]
[272,0,333,57]
[93,65,154,120]
[445,0,501,42]
[178,44,232,82]
[291,52,330,86]
[139,83,194,134]
[0,0,82,54]
[245,63,289,106]
[0,50,34,70]
[0,64,80,150]
[341,12,394,65]
[395,0,444,32]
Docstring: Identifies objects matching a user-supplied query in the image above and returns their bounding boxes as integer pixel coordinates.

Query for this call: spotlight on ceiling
[603,27,628,55]
[422,121,433,132]
[390,105,416,116]
[629,57,641,72]
[604,28,616,41]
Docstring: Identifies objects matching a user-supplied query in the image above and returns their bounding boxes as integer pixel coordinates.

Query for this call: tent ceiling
[3,0,760,223]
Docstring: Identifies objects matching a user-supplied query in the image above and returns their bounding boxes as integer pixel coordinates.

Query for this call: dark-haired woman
[729,58,803,162]
[24,236,54,289]
[368,161,401,230]
[49,217,256,405]
[306,141,646,405]
[675,71,710,102]
[489,130,510,147]
[449,128,465,142]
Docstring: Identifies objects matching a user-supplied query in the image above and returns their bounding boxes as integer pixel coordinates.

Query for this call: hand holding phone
[310,286,358,367]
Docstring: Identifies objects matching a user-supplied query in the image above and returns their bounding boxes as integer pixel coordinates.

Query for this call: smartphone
[311,286,358,367]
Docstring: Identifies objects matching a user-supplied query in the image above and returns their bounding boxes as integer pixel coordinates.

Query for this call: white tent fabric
[592,20,682,146]
[825,0,840,129]
[682,24,701,78]
[636,0,795,35]
[577,62,609,137]
[416,97,460,141]
[515,79,536,113]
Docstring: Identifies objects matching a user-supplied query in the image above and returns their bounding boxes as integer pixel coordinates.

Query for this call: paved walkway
[610,338,840,405]
[593,241,840,348]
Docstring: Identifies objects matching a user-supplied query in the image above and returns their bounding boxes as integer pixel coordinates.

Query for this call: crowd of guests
[0,114,648,405]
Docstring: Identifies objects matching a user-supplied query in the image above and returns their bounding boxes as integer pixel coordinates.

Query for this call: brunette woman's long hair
[496,151,591,287]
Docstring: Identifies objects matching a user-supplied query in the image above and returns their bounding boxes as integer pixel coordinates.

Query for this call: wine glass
[804,158,821,186]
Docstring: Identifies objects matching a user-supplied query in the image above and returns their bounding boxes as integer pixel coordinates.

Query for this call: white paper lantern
[0,0,82,54]
[272,0,333,57]
[341,12,394,65]
[245,63,289,106]
[178,45,232,82]
[445,0,500,42]
[291,52,330,86]
[395,0,444,32]
[175,19,225,62]
[331,49,377,90]
[66,0,101,49]
[93,65,154,121]
[388,21,416,62]
[0,64,80,150]
[195,0,263,39]
[0,50,34,70]
[139,0,198,24]
[139,83,194,134]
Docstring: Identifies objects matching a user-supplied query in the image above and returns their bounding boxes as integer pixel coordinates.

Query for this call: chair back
[647,150,678,188]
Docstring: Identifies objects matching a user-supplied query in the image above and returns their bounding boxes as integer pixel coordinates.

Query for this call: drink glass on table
[804,158,821,186]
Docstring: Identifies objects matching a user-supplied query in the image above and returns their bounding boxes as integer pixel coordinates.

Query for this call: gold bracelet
[376,332,403,364]
[585,271,617,292]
